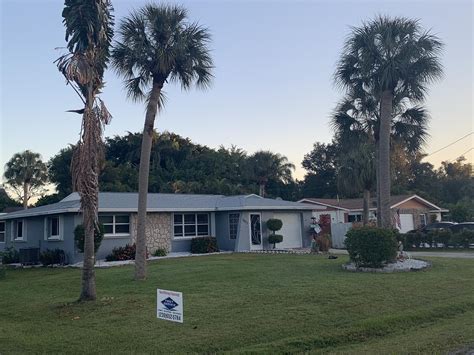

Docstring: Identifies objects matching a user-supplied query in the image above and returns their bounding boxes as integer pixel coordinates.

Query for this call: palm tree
[111,4,213,280]
[332,88,430,226]
[337,143,375,225]
[335,16,443,228]
[55,0,114,301]
[4,150,48,209]
[248,151,295,197]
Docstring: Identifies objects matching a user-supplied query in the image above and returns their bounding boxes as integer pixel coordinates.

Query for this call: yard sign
[157,289,183,323]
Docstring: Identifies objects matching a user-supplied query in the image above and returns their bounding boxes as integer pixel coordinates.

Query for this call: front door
[249,213,263,250]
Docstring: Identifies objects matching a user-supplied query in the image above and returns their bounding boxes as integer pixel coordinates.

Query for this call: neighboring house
[298,194,448,233]
[0,192,316,263]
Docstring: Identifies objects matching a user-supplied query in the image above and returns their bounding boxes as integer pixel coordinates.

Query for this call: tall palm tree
[4,150,48,209]
[55,0,114,301]
[335,16,443,228]
[337,142,375,225]
[111,4,213,280]
[248,151,295,197]
[332,88,430,225]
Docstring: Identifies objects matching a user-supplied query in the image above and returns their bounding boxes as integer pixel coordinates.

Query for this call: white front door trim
[249,213,263,250]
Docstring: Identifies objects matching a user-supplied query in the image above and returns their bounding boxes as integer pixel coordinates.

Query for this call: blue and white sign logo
[157,289,183,323]
[161,297,178,311]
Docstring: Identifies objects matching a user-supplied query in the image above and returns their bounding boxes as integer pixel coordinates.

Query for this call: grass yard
[1,254,473,354]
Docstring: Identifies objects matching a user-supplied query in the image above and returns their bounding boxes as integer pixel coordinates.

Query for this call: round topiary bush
[345,226,397,268]
[266,218,283,233]
[268,234,283,248]
[74,223,104,253]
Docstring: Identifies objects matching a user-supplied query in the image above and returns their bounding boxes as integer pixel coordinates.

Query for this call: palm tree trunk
[135,81,162,281]
[379,90,393,228]
[23,182,28,209]
[259,182,265,197]
[79,88,98,302]
[363,189,370,225]
[80,204,97,301]
[375,142,380,226]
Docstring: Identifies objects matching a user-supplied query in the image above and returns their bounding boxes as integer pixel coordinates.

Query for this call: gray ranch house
[0,193,317,263]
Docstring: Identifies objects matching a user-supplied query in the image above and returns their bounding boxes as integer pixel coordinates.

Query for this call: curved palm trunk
[379,90,393,228]
[135,81,163,281]
[363,189,370,225]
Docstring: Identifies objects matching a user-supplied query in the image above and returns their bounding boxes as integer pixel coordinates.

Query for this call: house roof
[298,194,447,212]
[0,192,315,220]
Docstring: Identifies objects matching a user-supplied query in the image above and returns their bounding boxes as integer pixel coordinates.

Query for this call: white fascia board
[0,208,80,220]
[391,194,443,210]
[297,200,350,211]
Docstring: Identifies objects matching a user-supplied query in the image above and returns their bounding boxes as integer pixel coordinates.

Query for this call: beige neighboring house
[298,194,449,233]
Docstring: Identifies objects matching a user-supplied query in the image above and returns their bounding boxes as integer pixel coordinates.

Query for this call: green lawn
[1,254,473,354]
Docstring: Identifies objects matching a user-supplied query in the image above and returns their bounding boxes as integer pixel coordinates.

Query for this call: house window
[420,214,427,228]
[348,214,362,223]
[173,213,209,238]
[229,213,240,240]
[50,217,60,239]
[98,215,130,236]
[0,222,5,243]
[12,220,25,241]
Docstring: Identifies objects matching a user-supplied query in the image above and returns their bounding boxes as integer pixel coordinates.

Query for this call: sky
[0,0,473,183]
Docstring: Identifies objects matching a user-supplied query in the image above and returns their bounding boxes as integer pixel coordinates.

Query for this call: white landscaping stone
[343,258,430,273]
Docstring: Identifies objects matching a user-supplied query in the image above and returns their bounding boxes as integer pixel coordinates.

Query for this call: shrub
[153,248,167,257]
[1,247,19,264]
[105,244,136,262]
[268,234,283,248]
[39,249,66,266]
[0,264,5,279]
[428,229,452,247]
[266,219,283,233]
[450,229,474,248]
[74,223,104,253]
[266,218,284,248]
[190,237,219,254]
[345,227,398,268]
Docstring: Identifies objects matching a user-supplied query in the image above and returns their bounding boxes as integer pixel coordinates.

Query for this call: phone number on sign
[158,311,182,321]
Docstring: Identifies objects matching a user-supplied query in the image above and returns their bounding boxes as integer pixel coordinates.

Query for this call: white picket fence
[330,223,352,249]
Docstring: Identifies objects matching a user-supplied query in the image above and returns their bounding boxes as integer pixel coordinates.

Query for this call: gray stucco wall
[2,213,132,264]
[215,212,238,251]
[3,214,79,263]
[171,212,216,252]
[233,210,313,251]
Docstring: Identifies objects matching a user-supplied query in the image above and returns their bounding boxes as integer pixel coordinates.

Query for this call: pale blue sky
[1,0,472,180]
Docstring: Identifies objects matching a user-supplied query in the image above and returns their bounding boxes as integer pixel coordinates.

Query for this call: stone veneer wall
[130,213,172,253]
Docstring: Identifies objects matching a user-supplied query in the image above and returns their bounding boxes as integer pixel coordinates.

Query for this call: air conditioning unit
[19,248,40,265]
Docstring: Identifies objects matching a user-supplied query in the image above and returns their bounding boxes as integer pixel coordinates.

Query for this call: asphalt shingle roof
[0,192,314,220]
[300,194,444,211]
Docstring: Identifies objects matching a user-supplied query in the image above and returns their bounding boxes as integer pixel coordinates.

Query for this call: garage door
[272,213,302,249]
[399,214,414,233]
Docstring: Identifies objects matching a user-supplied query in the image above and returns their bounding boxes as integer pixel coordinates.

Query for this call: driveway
[329,248,474,259]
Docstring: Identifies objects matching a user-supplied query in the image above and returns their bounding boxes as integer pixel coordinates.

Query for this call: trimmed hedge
[39,249,66,266]
[399,229,474,249]
[345,227,398,268]
[190,237,219,254]
[74,223,104,253]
